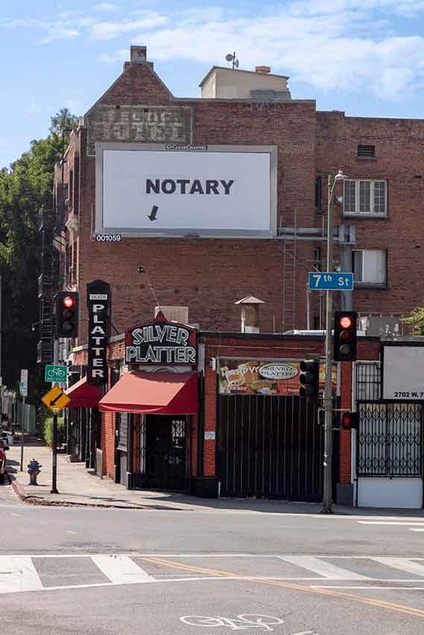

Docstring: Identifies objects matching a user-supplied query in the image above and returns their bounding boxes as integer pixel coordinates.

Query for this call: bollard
[27,459,42,486]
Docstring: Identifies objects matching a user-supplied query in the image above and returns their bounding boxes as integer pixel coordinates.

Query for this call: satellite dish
[225,51,240,70]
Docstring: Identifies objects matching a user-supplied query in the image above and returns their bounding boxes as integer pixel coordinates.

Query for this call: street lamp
[322,169,348,514]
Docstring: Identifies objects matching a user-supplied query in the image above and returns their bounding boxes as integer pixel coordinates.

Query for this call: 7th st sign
[309,272,354,291]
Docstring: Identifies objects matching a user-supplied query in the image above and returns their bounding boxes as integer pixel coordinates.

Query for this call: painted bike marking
[180,614,286,632]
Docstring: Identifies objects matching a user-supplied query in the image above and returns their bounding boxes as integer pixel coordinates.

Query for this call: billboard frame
[95,142,278,239]
[382,342,424,401]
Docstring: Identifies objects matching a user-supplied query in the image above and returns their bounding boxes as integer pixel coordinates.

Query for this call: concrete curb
[10,480,186,510]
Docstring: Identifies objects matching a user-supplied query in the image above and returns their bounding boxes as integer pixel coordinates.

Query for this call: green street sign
[44,364,68,383]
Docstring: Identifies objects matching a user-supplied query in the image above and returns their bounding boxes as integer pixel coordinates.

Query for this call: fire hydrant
[27,459,42,486]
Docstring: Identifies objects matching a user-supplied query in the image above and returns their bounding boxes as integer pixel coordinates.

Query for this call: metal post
[20,396,25,472]
[51,409,59,494]
[340,244,353,311]
[306,284,311,330]
[322,174,335,514]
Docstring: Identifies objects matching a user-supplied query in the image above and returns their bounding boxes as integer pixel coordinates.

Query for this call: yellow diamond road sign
[41,385,71,413]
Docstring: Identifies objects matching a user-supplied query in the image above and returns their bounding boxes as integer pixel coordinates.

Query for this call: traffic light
[340,411,359,430]
[334,311,357,362]
[56,291,79,338]
[299,359,320,400]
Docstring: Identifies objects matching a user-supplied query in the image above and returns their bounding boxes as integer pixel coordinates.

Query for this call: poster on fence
[218,359,337,396]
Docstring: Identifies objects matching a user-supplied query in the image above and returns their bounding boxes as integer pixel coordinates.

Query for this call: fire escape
[37,206,60,373]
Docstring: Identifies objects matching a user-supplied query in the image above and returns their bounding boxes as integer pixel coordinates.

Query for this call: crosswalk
[358,520,424,532]
[1,553,424,595]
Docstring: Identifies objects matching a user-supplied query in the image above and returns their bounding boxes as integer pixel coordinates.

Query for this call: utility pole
[322,171,347,514]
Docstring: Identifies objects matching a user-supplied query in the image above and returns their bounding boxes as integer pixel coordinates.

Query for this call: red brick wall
[102,410,115,479]
[66,60,318,342]
[316,111,424,318]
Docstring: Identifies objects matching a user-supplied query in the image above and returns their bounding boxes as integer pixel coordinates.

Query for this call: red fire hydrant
[27,459,42,486]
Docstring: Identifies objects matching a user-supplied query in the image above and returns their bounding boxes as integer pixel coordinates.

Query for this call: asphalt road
[2,482,424,634]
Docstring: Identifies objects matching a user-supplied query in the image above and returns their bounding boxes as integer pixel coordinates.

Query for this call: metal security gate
[355,362,424,508]
[357,403,423,478]
[217,395,323,501]
[134,416,188,491]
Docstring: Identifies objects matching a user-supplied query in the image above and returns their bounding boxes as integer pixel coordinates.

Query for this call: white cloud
[25,101,37,115]
[94,2,120,12]
[90,14,168,40]
[38,27,80,45]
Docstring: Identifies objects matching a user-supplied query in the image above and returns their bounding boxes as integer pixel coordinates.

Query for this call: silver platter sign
[125,312,197,366]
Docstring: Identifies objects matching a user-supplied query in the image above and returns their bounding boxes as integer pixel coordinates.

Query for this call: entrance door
[141,416,187,490]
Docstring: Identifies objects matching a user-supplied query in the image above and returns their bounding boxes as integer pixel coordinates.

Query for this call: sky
[2,0,424,168]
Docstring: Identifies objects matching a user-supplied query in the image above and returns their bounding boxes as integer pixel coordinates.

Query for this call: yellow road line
[142,556,424,619]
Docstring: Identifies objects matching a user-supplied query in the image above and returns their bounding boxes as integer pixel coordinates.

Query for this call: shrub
[42,415,65,447]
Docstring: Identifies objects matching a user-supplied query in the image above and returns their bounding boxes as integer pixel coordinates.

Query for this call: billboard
[383,344,424,400]
[95,143,277,238]
[218,359,337,396]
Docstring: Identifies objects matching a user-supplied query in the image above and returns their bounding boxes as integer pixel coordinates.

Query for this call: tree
[403,308,424,336]
[0,110,78,398]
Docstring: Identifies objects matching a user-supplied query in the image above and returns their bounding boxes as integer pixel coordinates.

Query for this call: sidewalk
[6,437,424,517]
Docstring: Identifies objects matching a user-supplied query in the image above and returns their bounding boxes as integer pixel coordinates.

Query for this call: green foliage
[0,109,79,399]
[42,415,65,448]
[403,308,424,336]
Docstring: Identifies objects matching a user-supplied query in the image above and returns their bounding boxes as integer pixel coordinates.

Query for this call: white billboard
[383,345,424,400]
[95,143,277,238]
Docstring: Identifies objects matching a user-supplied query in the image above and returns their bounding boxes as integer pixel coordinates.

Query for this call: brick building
[40,45,424,508]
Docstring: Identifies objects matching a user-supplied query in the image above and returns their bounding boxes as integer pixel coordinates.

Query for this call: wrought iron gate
[217,395,323,501]
[357,403,423,478]
[134,416,188,491]
[355,362,424,479]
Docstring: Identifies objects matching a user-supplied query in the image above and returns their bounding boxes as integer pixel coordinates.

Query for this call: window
[344,179,387,216]
[352,249,386,285]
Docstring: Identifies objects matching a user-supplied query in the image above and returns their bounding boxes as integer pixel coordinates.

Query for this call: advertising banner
[96,144,277,238]
[218,359,337,396]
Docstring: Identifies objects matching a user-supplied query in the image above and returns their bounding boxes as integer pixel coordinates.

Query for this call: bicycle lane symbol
[179,614,319,633]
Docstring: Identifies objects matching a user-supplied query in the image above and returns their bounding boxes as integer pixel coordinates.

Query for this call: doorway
[137,416,188,491]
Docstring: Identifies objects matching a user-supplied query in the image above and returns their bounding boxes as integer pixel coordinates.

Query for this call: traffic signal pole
[50,339,59,494]
[322,174,335,514]
[50,409,59,494]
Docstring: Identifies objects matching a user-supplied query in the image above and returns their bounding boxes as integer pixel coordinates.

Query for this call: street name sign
[308,272,354,291]
[41,385,70,413]
[44,364,68,384]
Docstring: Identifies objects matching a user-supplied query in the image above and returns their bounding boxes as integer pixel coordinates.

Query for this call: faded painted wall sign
[86,105,192,155]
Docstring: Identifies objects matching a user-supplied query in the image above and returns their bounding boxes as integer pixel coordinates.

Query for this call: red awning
[98,371,198,415]
[65,377,101,409]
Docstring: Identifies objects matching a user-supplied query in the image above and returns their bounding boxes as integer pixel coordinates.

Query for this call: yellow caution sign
[41,385,71,413]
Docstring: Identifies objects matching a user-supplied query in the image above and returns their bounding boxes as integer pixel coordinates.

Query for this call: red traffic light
[62,296,76,309]
[339,315,353,329]
[341,411,359,430]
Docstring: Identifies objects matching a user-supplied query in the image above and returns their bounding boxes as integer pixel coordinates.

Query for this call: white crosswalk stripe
[372,557,424,577]
[91,554,153,584]
[279,556,369,580]
[0,556,42,594]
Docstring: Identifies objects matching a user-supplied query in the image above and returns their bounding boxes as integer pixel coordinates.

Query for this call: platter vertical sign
[87,280,111,385]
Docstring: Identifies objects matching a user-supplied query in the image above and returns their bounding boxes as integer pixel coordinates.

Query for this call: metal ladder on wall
[281,209,298,333]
